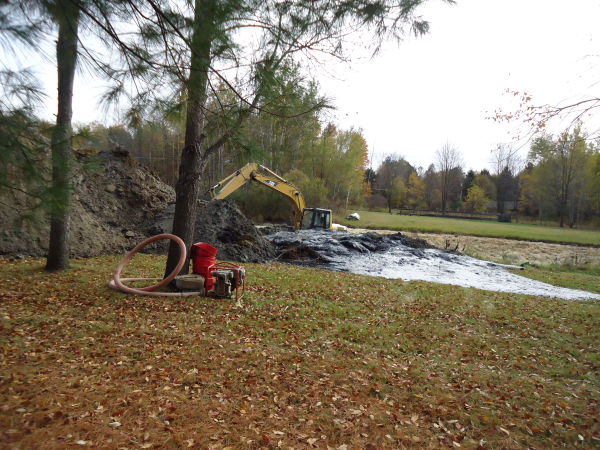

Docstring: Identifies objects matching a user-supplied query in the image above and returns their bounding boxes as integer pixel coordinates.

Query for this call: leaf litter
[0,255,598,449]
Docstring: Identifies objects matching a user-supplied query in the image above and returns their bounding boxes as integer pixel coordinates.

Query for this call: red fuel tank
[191,242,218,292]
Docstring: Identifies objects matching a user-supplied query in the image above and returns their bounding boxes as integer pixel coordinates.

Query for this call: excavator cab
[300,208,332,230]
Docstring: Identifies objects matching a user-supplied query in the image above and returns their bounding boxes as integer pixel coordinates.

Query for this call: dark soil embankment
[0,148,174,258]
[0,149,275,263]
[150,200,275,263]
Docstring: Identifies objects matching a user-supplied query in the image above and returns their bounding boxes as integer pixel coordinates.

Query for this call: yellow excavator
[205,163,347,231]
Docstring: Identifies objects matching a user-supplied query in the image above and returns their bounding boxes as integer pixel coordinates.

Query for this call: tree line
[366,125,600,228]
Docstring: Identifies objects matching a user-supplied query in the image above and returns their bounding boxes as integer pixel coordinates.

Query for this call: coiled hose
[108,234,202,297]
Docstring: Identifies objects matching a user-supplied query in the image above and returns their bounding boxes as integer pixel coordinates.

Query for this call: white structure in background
[346,213,360,220]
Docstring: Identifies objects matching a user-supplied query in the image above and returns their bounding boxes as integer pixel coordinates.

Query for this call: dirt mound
[1,149,274,263]
[266,228,389,261]
[265,229,432,263]
[387,232,433,249]
[150,200,276,263]
[0,148,174,258]
[259,224,296,235]
[277,243,326,261]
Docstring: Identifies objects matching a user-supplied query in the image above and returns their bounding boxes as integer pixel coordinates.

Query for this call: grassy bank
[1,256,599,449]
[512,264,600,295]
[337,210,600,246]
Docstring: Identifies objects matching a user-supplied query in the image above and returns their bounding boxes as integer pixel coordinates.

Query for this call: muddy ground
[263,229,600,300]
[347,228,600,266]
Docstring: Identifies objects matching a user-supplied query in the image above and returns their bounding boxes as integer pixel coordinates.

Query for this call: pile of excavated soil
[347,228,600,266]
[150,200,275,263]
[259,227,432,263]
[0,148,174,258]
[1,149,275,263]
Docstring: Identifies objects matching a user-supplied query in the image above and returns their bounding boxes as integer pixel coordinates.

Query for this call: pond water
[265,230,600,301]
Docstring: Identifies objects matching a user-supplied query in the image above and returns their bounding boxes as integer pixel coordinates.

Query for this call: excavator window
[301,209,331,229]
[301,210,314,230]
[313,211,329,228]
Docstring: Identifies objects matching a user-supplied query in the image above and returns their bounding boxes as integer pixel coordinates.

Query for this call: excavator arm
[206,163,307,229]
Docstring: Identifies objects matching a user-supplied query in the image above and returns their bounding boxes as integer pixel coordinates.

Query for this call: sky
[317,0,600,171]
[7,0,600,172]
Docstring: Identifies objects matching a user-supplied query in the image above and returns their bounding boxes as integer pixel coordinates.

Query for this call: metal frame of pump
[206,261,246,302]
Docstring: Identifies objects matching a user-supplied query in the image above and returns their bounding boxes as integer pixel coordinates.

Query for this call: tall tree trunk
[569,205,574,228]
[575,189,584,228]
[440,172,447,215]
[164,0,212,278]
[46,5,79,272]
[559,189,567,228]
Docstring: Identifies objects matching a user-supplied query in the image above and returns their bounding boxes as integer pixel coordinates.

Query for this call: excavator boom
[206,163,307,229]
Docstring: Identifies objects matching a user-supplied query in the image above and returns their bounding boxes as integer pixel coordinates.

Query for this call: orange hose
[108,234,202,297]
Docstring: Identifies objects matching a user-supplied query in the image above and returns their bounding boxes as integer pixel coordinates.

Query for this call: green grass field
[512,264,600,294]
[337,210,600,246]
[0,256,599,449]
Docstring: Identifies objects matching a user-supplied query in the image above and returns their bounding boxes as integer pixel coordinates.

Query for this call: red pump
[191,243,245,302]
[207,261,246,301]
[110,237,244,302]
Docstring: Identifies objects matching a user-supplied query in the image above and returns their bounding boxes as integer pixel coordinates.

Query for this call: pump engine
[210,267,245,298]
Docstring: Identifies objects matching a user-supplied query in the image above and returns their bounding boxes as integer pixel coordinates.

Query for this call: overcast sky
[319,0,600,171]
[11,0,600,173]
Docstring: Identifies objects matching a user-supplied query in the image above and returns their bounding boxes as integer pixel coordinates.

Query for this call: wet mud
[264,230,600,301]
[348,228,600,266]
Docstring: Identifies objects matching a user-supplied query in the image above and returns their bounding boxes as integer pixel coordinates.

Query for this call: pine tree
[100,0,452,276]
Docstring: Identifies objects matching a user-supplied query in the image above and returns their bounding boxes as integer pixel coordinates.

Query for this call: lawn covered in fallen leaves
[0,255,599,450]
